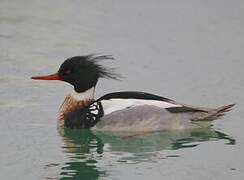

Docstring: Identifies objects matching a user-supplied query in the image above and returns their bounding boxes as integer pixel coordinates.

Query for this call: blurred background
[0,0,244,179]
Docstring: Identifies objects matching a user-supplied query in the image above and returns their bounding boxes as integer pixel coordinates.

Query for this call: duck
[31,54,235,132]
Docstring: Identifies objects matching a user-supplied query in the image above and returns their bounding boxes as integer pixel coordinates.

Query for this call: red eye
[65,69,71,75]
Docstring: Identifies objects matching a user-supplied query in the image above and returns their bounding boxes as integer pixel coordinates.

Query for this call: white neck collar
[70,87,95,101]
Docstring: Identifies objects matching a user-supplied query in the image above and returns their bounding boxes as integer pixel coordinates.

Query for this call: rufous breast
[58,95,94,126]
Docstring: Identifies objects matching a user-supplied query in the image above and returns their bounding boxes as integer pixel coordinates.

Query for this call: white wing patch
[101,98,182,115]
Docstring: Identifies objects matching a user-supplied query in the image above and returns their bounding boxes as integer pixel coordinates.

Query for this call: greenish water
[58,128,235,180]
[1,0,244,179]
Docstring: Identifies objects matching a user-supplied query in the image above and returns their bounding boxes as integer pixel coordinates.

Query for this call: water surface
[0,0,244,179]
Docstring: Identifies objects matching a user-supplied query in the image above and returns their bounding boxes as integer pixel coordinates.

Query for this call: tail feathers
[193,104,235,121]
[207,104,235,121]
[218,103,235,111]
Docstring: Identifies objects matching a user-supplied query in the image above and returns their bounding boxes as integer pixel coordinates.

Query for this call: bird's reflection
[58,127,235,180]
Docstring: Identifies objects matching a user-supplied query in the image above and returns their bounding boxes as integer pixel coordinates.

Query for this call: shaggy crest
[85,54,122,80]
[61,54,122,81]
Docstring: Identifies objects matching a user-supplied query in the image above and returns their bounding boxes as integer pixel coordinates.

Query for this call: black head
[32,54,120,93]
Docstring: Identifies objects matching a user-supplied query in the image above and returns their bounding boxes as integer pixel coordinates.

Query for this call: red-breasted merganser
[31,55,235,131]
